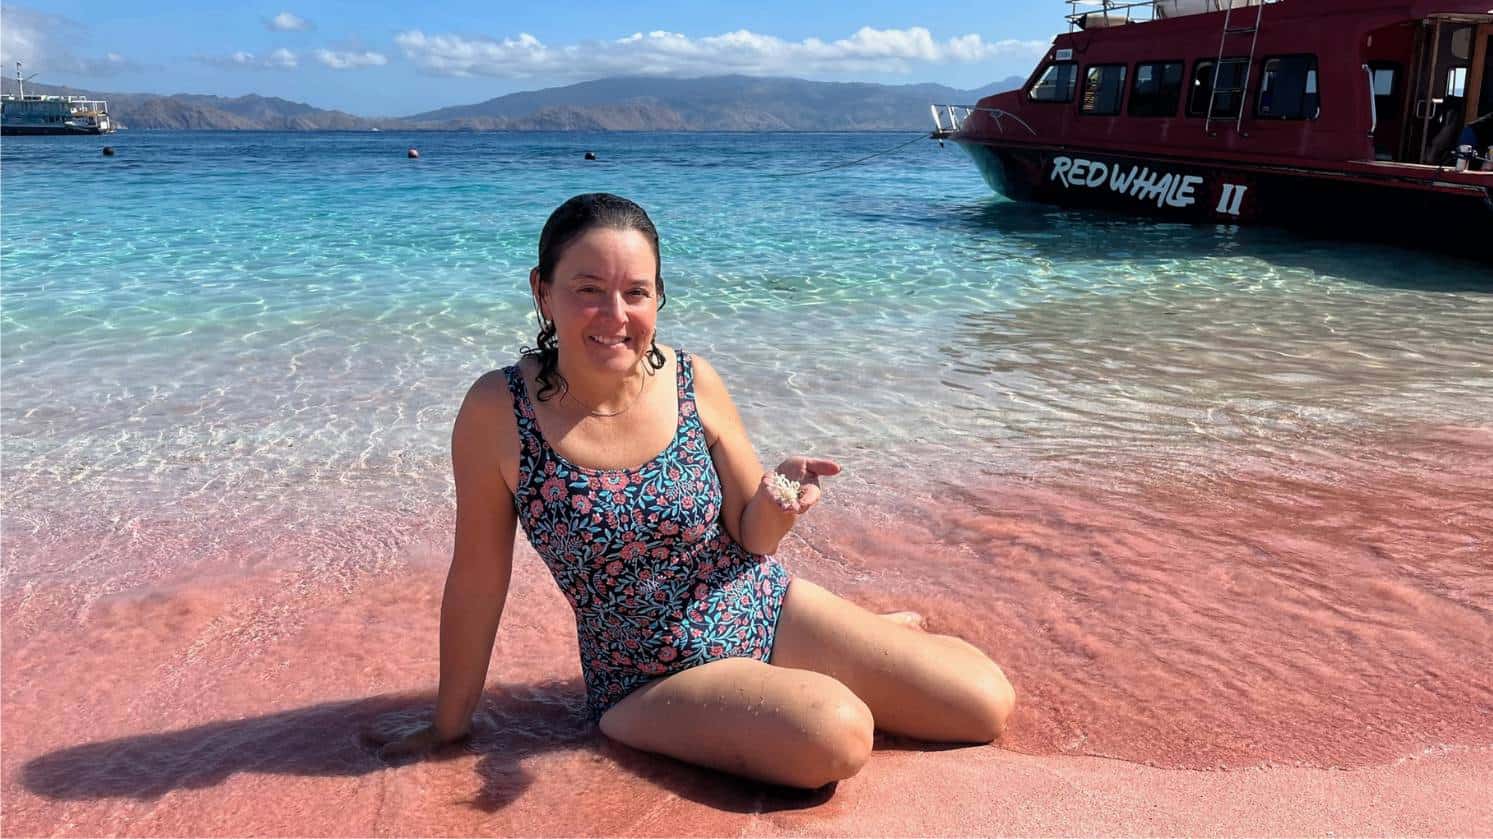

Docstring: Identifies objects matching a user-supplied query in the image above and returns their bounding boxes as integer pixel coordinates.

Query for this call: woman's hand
[361,715,470,763]
[761,456,841,515]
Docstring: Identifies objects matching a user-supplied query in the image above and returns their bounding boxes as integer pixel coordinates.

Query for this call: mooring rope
[764,133,934,178]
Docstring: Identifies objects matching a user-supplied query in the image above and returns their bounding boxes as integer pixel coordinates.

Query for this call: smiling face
[532,226,661,376]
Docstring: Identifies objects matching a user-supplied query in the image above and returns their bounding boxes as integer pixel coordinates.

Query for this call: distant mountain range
[0,74,1026,132]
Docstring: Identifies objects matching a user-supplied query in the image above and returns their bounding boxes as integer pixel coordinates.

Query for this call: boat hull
[957,141,1493,245]
[1,124,112,136]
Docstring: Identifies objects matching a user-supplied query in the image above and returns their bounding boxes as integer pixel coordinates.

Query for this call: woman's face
[534,226,660,376]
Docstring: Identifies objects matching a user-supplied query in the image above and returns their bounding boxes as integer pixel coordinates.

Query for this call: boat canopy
[1065,0,1276,28]
[1156,0,1263,17]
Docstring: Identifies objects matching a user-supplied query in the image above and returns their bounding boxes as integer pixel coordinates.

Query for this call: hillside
[404,75,1028,131]
[0,78,381,130]
[1,74,1026,131]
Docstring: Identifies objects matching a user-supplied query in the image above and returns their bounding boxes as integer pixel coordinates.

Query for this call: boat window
[1257,55,1320,119]
[1029,61,1078,103]
[1080,64,1128,115]
[1129,61,1185,117]
[1446,67,1468,98]
[1188,58,1249,118]
[1370,64,1398,98]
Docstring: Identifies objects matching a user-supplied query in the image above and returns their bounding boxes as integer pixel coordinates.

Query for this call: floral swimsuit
[503,351,794,721]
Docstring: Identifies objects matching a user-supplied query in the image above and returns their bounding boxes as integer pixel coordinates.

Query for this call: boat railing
[0,94,109,109]
[929,105,1038,140]
[1064,0,1280,31]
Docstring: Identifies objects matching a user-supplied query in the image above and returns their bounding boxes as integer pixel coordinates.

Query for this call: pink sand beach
[4,419,1489,836]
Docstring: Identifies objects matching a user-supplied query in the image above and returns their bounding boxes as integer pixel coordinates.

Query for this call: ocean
[2,131,1490,835]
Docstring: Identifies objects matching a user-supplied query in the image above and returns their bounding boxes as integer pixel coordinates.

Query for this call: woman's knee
[783,691,874,788]
[967,663,1016,742]
[931,635,1016,742]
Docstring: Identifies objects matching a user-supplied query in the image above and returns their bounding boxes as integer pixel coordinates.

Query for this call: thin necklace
[564,367,649,418]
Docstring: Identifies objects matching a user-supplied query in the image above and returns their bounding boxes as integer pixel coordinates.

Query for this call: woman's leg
[877,611,926,630]
[598,657,874,789]
[769,578,1014,743]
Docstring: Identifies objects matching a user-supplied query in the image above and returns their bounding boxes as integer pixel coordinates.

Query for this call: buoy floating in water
[584,151,597,161]
[101,146,115,156]
[407,148,420,159]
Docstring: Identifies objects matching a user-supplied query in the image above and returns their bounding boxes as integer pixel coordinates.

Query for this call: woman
[370,193,1015,789]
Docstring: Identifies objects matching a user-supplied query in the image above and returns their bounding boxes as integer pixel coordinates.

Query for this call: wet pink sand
[3,424,1491,836]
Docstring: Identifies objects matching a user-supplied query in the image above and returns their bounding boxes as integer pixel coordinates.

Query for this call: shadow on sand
[19,683,965,814]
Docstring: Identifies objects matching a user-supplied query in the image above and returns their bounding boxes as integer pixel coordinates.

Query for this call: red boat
[933,0,1493,248]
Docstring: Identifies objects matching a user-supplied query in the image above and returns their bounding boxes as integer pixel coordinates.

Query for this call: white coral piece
[766,472,801,507]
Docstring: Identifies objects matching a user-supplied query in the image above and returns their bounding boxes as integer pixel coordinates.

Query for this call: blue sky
[1,2,1057,116]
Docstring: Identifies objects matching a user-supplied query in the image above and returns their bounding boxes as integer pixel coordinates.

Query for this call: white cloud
[314,49,387,70]
[267,11,311,32]
[394,26,1048,80]
[201,48,298,70]
[81,52,135,73]
[0,5,141,76]
[0,6,50,70]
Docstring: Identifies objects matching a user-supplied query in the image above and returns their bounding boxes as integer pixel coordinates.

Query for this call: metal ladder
[1204,0,1267,135]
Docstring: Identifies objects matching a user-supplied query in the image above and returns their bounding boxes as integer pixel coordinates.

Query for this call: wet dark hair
[523,193,668,402]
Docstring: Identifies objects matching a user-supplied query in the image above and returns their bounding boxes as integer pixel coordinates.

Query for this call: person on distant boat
[366,193,1015,789]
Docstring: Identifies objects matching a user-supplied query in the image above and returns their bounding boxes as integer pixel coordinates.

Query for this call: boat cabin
[928,0,1491,251]
[1008,0,1493,168]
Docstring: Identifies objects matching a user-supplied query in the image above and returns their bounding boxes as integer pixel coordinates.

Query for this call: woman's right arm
[431,372,519,742]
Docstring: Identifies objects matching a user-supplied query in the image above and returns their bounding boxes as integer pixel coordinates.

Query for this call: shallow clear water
[2,131,1490,835]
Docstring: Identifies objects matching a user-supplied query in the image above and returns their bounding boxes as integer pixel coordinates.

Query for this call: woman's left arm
[692,354,839,555]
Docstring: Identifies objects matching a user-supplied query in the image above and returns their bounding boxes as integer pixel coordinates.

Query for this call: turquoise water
[3,133,1492,812]
[4,131,1488,527]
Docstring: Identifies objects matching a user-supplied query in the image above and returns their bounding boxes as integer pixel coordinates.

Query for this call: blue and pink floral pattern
[503,351,793,721]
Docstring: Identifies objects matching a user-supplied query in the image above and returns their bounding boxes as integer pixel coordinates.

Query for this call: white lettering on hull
[1216,183,1248,216]
[1050,155,1205,210]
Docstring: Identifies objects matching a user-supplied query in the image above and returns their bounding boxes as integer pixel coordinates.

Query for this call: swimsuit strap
[502,363,540,441]
[501,364,546,505]
[675,350,703,434]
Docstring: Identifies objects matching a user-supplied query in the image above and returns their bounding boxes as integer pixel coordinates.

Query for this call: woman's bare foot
[878,611,927,631]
